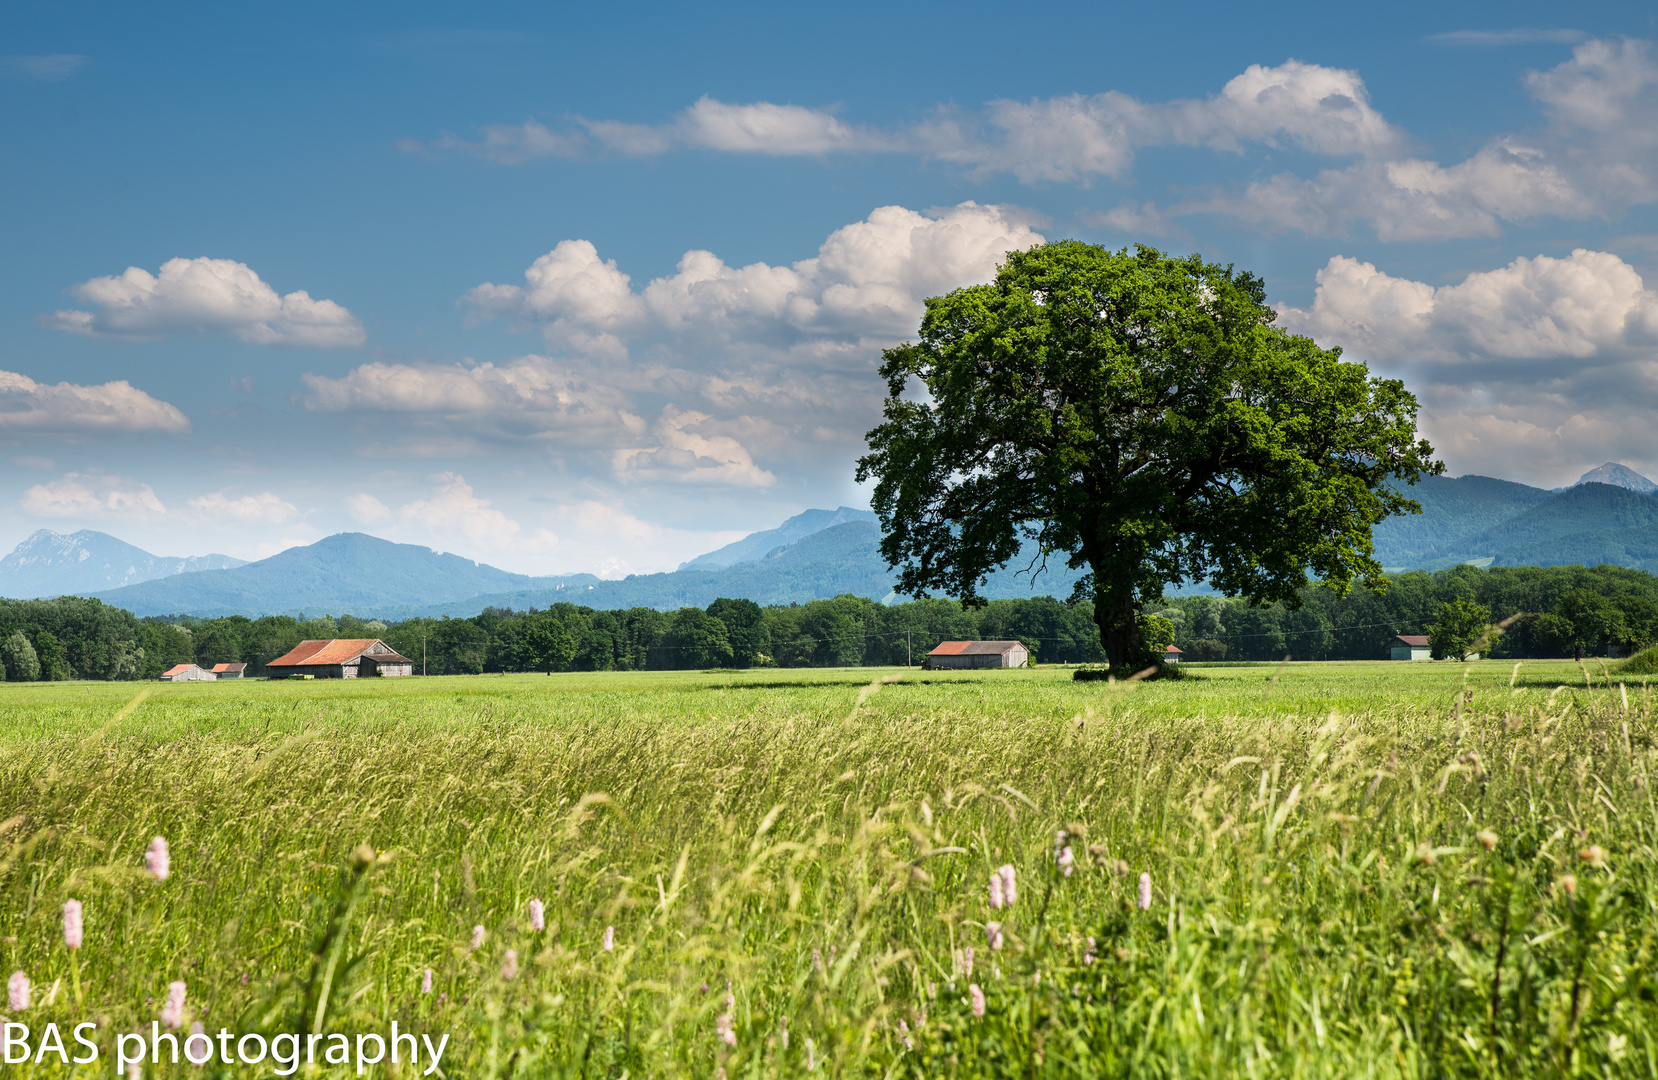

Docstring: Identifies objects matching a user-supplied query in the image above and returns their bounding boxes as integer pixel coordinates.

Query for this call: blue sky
[4,0,1657,574]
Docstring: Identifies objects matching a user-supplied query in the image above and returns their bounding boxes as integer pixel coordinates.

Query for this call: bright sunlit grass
[0,660,1652,1076]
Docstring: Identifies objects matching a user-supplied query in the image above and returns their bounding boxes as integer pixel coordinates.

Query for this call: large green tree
[856,242,1440,669]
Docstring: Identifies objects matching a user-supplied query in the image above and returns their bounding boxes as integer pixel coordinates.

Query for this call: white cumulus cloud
[397,473,522,545]
[0,369,191,435]
[45,257,365,347]
[21,473,167,517]
[614,408,777,488]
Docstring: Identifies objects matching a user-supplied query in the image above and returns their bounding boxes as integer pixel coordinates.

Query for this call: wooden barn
[924,640,1030,669]
[159,663,215,682]
[265,639,414,679]
[210,662,247,679]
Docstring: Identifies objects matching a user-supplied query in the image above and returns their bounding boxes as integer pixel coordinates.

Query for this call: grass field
[0,660,1653,1077]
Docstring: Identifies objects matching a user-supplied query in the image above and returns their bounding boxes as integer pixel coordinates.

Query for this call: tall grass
[0,664,1653,1076]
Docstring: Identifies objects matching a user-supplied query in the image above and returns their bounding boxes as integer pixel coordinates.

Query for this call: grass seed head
[1476,830,1498,851]
[1580,846,1608,868]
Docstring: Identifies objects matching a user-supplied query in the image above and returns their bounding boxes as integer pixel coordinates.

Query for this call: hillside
[0,529,244,599]
[1422,484,1658,568]
[1370,474,1556,567]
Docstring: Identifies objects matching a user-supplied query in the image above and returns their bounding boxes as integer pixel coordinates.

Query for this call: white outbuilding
[924,640,1030,669]
[1390,634,1431,661]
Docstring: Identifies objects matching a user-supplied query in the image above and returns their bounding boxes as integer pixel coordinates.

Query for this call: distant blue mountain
[680,506,876,569]
[91,533,539,617]
[0,529,244,599]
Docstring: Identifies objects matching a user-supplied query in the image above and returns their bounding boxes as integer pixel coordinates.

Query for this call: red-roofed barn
[265,639,414,679]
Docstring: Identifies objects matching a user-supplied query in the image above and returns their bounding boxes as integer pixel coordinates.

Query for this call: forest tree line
[1,562,1656,681]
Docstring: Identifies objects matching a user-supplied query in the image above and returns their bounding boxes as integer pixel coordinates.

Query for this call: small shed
[1162,645,1184,664]
[1390,634,1431,661]
[265,639,414,679]
[924,640,1029,669]
[160,664,215,682]
[210,663,247,679]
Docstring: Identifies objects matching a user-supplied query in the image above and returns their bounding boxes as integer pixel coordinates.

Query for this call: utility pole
[422,632,427,677]
[906,629,912,667]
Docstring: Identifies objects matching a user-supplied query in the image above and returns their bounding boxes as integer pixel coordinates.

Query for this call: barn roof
[161,664,197,677]
[210,663,246,673]
[928,640,1026,656]
[266,639,412,667]
[1394,635,1430,647]
[1163,645,1183,654]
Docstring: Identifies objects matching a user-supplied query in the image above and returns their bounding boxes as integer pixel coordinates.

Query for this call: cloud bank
[305,201,1043,489]
[1281,248,1658,483]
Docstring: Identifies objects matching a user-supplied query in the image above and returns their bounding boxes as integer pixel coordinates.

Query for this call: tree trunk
[1093,587,1144,671]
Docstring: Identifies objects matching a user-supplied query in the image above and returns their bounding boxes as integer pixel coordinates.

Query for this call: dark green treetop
[856,241,1441,669]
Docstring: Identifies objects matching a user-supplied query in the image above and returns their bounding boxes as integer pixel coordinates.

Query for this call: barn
[1162,645,1184,664]
[924,640,1030,669]
[265,639,414,679]
[159,664,215,682]
[1390,634,1431,661]
[210,663,247,679]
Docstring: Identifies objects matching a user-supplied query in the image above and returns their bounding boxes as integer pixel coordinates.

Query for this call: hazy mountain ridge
[0,529,245,599]
[12,461,1658,618]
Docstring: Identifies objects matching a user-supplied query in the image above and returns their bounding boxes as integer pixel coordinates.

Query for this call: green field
[0,660,1653,1076]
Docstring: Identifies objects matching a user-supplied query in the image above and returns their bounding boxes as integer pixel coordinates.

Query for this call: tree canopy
[856,241,1441,669]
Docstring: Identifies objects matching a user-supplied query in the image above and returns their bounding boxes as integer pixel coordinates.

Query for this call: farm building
[924,640,1029,669]
[210,663,246,679]
[1390,635,1431,661]
[1162,645,1184,664]
[159,664,215,682]
[265,639,414,679]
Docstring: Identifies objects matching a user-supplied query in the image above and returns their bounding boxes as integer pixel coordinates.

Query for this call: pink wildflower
[502,949,518,981]
[8,971,28,1011]
[146,836,170,881]
[62,899,83,950]
[985,922,1004,951]
[998,864,1016,906]
[603,925,614,952]
[1057,846,1074,878]
[716,1010,737,1047]
[161,980,187,1029]
[988,872,1004,910]
[422,969,433,994]
[898,1018,912,1050]
[969,983,985,1018]
[471,925,485,949]
[187,1022,208,1068]
[528,898,544,932]
[963,946,974,978]
[1138,872,1152,910]
[1084,936,1097,965]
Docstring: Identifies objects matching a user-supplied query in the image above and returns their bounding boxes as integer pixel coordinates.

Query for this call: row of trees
[3,562,1655,681]
[1150,564,1658,662]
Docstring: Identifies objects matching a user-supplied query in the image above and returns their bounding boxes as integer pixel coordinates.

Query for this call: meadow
[0,659,1652,1077]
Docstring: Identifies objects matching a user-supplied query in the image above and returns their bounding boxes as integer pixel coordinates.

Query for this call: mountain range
[2,462,1656,619]
[0,529,244,598]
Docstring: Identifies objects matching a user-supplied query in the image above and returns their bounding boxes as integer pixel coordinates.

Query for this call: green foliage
[0,664,1654,1076]
[1431,596,1491,660]
[33,630,71,681]
[1619,646,1658,675]
[523,615,577,673]
[857,241,1440,670]
[2,629,40,681]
